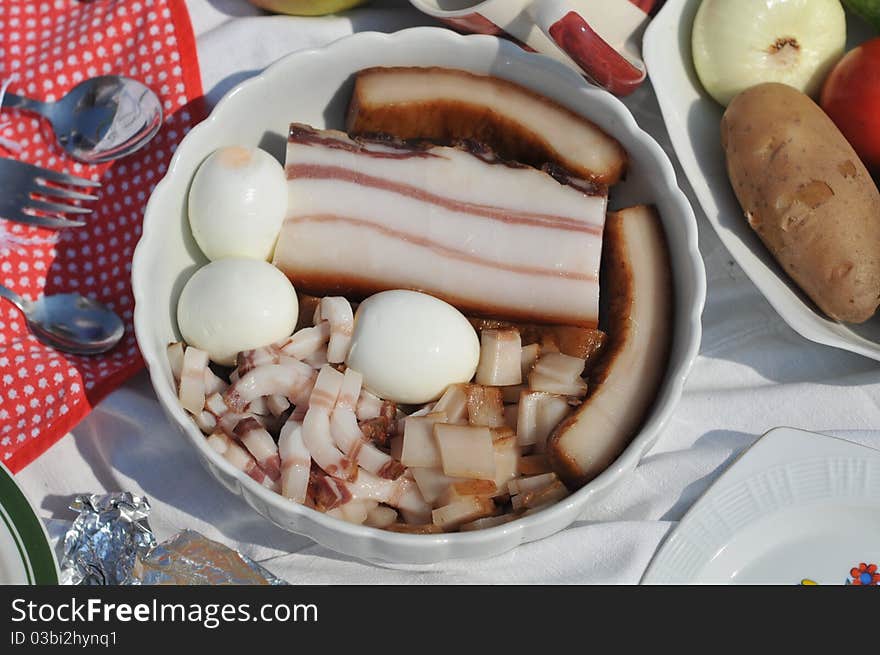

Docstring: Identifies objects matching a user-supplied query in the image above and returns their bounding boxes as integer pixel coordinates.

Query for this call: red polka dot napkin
[0,0,205,472]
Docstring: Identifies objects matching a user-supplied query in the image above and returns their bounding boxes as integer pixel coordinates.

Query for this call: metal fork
[0,158,100,229]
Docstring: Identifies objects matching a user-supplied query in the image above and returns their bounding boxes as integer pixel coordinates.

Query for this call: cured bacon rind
[346,67,627,185]
[548,205,673,488]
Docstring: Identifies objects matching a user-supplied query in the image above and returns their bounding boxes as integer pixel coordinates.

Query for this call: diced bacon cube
[502,384,527,404]
[529,352,588,397]
[535,394,571,452]
[433,384,469,423]
[476,329,522,386]
[466,385,505,427]
[179,346,209,415]
[519,454,552,475]
[511,480,570,511]
[410,467,459,505]
[326,500,375,525]
[364,505,398,529]
[492,431,518,496]
[389,435,403,461]
[434,424,496,480]
[516,391,542,446]
[167,342,185,385]
[520,343,541,379]
[508,473,559,496]
[436,479,497,507]
[432,496,496,530]
[503,404,519,429]
[401,412,448,468]
[517,391,572,448]
[528,373,588,397]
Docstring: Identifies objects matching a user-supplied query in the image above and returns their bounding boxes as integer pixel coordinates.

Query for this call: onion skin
[691,0,846,106]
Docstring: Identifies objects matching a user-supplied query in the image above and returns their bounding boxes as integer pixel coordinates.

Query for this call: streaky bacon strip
[288,215,597,282]
[207,433,280,493]
[179,347,209,415]
[233,416,282,482]
[236,345,282,376]
[311,466,431,516]
[356,389,384,421]
[223,359,315,413]
[281,321,330,360]
[311,470,353,511]
[320,296,354,363]
[278,419,311,503]
[286,164,604,233]
[275,124,607,327]
[303,365,356,480]
[330,368,404,479]
[278,224,599,326]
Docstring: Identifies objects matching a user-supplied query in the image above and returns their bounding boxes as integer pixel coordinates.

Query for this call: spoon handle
[1,92,49,115]
[0,283,29,314]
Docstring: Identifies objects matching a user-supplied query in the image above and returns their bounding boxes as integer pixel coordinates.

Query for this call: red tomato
[821,38,880,173]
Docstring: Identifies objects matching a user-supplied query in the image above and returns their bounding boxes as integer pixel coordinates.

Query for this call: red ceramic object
[548,11,646,96]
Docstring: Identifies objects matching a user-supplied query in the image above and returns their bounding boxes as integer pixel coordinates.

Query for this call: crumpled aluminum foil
[60,493,285,585]
[136,529,285,585]
[60,493,155,585]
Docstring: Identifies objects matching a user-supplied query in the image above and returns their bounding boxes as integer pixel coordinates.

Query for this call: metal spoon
[1,76,163,164]
[0,285,124,355]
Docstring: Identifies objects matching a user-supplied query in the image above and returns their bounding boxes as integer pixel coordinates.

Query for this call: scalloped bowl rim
[133,27,705,563]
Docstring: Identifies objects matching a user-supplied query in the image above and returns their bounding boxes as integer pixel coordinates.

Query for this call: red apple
[821,37,880,173]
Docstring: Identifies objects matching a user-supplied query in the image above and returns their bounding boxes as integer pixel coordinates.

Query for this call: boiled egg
[345,290,480,404]
[177,258,298,366]
[188,146,288,261]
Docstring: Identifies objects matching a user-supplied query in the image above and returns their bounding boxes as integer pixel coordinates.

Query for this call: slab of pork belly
[274,125,607,327]
[548,205,673,487]
[346,67,627,185]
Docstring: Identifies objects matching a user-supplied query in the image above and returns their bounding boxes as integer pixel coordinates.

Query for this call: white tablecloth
[16,0,880,584]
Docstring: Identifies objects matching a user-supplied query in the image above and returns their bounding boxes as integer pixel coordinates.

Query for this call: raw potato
[721,82,880,323]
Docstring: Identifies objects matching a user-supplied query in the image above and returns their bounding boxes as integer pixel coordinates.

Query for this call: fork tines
[0,158,101,229]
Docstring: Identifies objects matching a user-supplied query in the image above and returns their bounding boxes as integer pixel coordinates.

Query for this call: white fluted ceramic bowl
[133,27,705,564]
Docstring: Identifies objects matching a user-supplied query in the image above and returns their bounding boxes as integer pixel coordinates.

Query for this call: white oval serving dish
[644,0,880,361]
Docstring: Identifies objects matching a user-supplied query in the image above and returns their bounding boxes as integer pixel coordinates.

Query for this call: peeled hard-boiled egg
[177,258,298,366]
[188,146,288,261]
[345,290,480,404]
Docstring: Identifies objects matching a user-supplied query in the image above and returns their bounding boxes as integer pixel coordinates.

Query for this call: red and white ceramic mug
[410,0,658,96]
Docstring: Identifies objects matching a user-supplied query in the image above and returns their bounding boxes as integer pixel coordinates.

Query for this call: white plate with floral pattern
[642,427,880,585]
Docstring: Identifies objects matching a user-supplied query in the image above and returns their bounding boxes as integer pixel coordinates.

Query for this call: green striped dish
[0,462,58,584]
